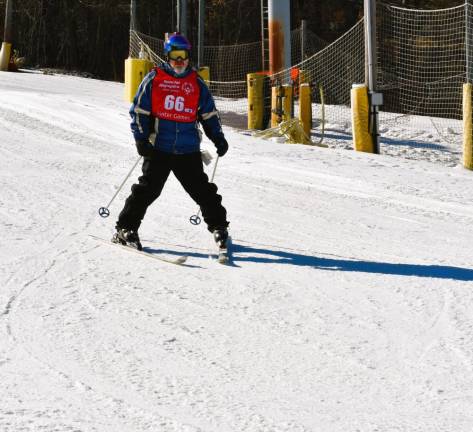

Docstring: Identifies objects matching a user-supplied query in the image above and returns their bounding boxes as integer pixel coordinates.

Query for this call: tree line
[0,0,461,81]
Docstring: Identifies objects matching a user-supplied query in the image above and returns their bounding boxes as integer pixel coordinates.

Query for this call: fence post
[271,84,293,127]
[463,83,473,169]
[0,43,11,71]
[248,73,265,130]
[130,0,137,31]
[0,0,13,71]
[282,84,293,121]
[299,83,312,138]
[271,84,283,127]
[198,0,205,68]
[464,2,473,169]
[177,0,187,35]
[301,19,307,62]
[351,84,375,153]
[466,1,472,83]
[364,0,380,154]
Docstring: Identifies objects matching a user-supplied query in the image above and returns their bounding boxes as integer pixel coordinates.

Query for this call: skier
[113,32,229,251]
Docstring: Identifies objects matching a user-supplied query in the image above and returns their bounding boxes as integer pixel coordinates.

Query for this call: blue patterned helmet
[164,33,192,54]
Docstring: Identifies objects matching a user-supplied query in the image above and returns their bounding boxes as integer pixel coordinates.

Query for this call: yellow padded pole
[124,57,154,102]
[299,83,312,139]
[282,85,293,122]
[299,69,307,84]
[351,84,375,153]
[271,84,293,127]
[271,86,282,127]
[463,83,473,170]
[198,66,210,85]
[0,42,12,71]
[247,73,264,130]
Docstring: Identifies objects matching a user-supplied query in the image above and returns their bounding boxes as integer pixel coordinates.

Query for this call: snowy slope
[1,70,473,432]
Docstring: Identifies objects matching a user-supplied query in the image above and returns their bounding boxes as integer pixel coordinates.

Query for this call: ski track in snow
[1,71,473,431]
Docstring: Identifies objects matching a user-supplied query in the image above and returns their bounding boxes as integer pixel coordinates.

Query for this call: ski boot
[213,229,229,264]
[112,228,142,251]
[213,228,228,249]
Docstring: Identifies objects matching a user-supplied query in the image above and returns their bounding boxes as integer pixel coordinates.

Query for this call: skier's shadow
[231,242,473,281]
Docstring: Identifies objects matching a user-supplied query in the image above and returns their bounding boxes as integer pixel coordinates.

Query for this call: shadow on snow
[229,242,473,281]
[145,240,473,281]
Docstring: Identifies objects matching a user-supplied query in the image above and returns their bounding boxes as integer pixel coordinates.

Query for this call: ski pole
[190,156,220,225]
[98,156,142,218]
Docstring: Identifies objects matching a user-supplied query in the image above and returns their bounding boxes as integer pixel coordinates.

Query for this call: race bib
[151,68,200,122]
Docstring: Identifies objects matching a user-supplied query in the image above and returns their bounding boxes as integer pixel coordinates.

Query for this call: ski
[215,235,232,265]
[89,235,188,266]
[217,247,229,264]
[211,231,231,265]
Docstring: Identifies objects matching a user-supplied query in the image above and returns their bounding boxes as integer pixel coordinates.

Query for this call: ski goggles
[168,50,189,61]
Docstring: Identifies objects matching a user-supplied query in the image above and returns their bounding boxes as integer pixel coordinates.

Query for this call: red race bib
[151,68,200,123]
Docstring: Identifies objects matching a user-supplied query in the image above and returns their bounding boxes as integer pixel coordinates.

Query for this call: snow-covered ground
[1,70,473,432]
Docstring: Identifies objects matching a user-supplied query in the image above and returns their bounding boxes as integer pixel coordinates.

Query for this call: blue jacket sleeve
[197,77,225,143]
[129,69,156,142]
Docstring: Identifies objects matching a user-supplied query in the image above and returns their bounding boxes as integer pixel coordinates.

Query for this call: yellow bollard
[271,85,283,127]
[351,84,375,153]
[299,83,312,139]
[463,83,473,170]
[282,85,293,122]
[0,42,12,71]
[299,69,307,85]
[124,57,154,102]
[198,66,210,85]
[271,84,293,127]
[247,73,265,130]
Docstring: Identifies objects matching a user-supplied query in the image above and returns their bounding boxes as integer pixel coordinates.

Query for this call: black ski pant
[116,151,229,233]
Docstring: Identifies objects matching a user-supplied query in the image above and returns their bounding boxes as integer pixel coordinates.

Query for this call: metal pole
[364,0,377,91]
[98,156,142,218]
[301,19,307,61]
[189,157,220,225]
[364,0,379,153]
[171,0,174,31]
[182,0,187,36]
[261,0,265,71]
[4,0,13,42]
[130,0,138,32]
[178,0,187,36]
[129,0,137,61]
[176,0,180,32]
[268,0,291,80]
[198,0,205,68]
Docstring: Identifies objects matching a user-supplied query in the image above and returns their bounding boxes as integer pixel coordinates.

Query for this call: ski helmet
[164,33,192,54]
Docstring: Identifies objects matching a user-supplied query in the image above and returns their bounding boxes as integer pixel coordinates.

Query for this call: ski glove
[135,139,154,157]
[214,136,229,157]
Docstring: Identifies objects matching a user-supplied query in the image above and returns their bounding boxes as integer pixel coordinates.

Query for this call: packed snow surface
[1,70,473,432]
